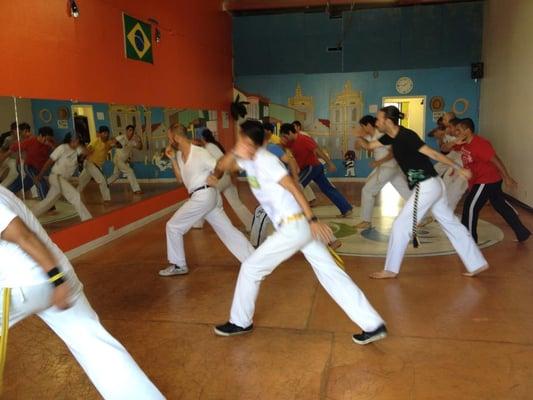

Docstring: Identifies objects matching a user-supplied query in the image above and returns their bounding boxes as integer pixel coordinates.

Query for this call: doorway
[72,105,97,143]
[382,96,426,138]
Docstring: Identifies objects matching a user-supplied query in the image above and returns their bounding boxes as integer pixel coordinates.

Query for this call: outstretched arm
[491,154,517,188]
[357,138,385,151]
[418,145,471,181]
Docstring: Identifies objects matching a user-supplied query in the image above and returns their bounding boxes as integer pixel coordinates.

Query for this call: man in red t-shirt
[455,118,530,243]
[280,123,352,217]
[0,124,55,199]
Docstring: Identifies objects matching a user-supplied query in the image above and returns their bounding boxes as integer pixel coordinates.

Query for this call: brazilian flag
[123,13,153,64]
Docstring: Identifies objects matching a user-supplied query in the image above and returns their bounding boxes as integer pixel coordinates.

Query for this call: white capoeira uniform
[378,127,487,275]
[0,187,164,399]
[434,134,468,213]
[193,143,253,232]
[107,134,141,193]
[31,144,92,221]
[166,145,253,268]
[228,148,384,331]
[360,130,411,222]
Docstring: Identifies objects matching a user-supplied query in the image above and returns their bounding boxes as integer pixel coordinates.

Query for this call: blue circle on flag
[134,29,144,51]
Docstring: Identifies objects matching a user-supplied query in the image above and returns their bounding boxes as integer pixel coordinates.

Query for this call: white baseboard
[65,201,184,260]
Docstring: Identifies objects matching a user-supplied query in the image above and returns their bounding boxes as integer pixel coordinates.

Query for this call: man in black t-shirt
[358,106,488,279]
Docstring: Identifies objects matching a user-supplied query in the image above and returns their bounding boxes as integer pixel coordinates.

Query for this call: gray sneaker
[158,264,189,276]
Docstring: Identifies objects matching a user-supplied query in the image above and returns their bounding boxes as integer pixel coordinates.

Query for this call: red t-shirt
[285,133,320,169]
[11,136,51,170]
[456,135,501,186]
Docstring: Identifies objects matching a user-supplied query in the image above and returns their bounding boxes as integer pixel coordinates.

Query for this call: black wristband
[308,216,319,223]
[47,267,66,288]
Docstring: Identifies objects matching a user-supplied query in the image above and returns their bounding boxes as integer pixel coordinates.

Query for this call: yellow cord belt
[327,246,345,270]
[0,288,11,393]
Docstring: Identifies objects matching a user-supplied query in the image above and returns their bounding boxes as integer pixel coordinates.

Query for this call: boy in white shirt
[0,185,164,399]
[158,124,253,277]
[32,133,92,221]
[211,120,387,345]
[107,125,143,195]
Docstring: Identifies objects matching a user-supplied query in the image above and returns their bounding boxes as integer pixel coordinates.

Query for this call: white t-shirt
[204,142,224,161]
[366,130,398,168]
[237,148,301,226]
[115,134,139,160]
[0,186,77,288]
[50,144,82,178]
[176,145,217,192]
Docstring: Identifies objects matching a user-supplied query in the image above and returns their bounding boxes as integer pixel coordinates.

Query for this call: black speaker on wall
[471,62,484,79]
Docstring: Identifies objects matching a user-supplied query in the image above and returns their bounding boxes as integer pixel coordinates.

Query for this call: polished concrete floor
[4,182,533,399]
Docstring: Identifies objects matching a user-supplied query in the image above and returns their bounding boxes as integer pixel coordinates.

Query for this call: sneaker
[338,208,354,218]
[158,264,189,276]
[214,322,253,337]
[352,324,388,345]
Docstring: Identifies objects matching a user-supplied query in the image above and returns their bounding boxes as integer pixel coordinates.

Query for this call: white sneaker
[158,264,189,276]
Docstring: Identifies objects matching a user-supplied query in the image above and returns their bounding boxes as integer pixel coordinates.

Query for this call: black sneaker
[214,322,253,337]
[352,324,387,345]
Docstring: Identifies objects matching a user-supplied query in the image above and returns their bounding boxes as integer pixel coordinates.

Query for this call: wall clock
[396,77,413,95]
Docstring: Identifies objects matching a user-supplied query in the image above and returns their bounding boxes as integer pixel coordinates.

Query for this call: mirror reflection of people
[0,122,20,188]
[0,124,54,200]
[107,125,143,195]
[77,126,114,203]
[159,123,253,277]
[193,128,253,232]
[0,185,164,399]
[32,133,92,222]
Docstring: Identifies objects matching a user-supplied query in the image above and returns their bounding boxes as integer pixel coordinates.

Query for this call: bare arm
[357,138,385,151]
[281,150,300,182]
[418,145,471,181]
[278,175,335,244]
[372,150,394,167]
[215,153,241,174]
[36,158,55,181]
[165,146,182,182]
[315,146,337,173]
[1,217,71,309]
[491,154,516,187]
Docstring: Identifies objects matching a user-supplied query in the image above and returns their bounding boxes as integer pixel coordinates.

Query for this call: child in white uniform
[358,106,488,279]
[107,125,142,194]
[212,120,387,345]
[193,129,253,232]
[159,124,253,277]
[0,185,164,399]
[32,133,92,221]
[354,115,411,229]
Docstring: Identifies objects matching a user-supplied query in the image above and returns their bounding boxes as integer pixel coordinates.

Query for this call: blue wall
[233,1,483,76]
[236,66,480,177]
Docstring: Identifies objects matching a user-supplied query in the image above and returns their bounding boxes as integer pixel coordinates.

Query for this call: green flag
[123,13,153,64]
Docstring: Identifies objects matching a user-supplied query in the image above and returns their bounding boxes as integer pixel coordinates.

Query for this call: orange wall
[0,0,235,145]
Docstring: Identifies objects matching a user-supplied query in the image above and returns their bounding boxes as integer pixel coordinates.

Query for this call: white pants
[1,280,164,399]
[0,158,19,188]
[78,161,111,202]
[303,185,316,202]
[193,174,253,231]
[31,174,92,221]
[166,187,254,267]
[107,157,141,192]
[441,168,468,212]
[229,217,384,331]
[361,166,412,222]
[384,177,487,274]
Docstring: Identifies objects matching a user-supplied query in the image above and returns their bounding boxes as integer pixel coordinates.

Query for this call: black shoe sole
[213,327,253,337]
[352,331,387,345]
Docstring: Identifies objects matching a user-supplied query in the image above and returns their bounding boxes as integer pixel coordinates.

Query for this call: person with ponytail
[358,106,488,279]
[195,128,253,232]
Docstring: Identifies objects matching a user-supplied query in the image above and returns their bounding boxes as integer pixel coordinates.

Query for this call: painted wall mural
[236,66,481,178]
